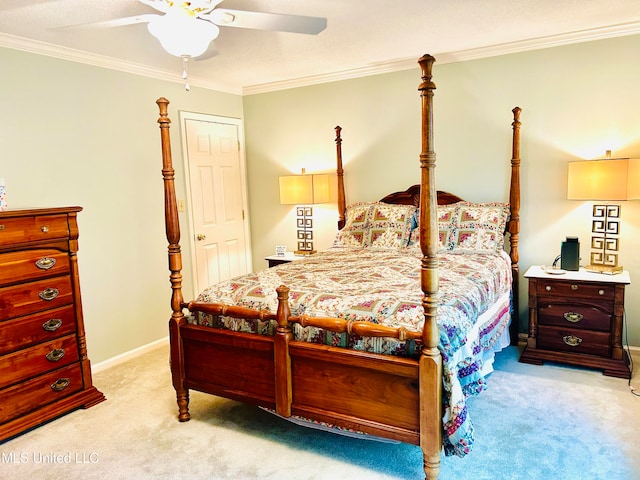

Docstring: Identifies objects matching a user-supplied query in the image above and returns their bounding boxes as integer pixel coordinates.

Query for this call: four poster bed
[156,54,522,480]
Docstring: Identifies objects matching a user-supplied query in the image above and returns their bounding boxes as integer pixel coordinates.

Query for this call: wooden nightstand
[520,266,631,378]
[265,252,298,268]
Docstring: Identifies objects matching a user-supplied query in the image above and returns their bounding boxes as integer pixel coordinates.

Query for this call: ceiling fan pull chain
[181,55,191,91]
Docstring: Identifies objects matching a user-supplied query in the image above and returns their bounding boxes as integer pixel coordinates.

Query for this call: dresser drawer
[538,303,612,331]
[0,214,70,247]
[536,280,614,302]
[0,363,83,424]
[0,334,79,388]
[0,275,73,319]
[0,305,76,355]
[0,249,70,287]
[537,326,610,357]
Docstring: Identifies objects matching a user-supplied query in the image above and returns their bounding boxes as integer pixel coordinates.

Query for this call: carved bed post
[274,285,293,417]
[335,126,346,230]
[156,97,190,422]
[508,107,522,345]
[417,54,442,480]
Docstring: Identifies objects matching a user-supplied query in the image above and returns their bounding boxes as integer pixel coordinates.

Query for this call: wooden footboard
[182,284,425,444]
[177,318,423,443]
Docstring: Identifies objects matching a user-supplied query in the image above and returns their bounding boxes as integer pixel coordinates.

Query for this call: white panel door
[183,116,250,294]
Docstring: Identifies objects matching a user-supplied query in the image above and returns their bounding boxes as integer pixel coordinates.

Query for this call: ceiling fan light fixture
[147,10,220,58]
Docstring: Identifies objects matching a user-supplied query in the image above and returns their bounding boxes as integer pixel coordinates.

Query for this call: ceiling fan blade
[138,0,170,14]
[203,9,327,35]
[57,13,160,30]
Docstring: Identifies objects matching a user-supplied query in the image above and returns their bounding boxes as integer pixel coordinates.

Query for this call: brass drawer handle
[545,285,552,291]
[35,257,56,270]
[41,226,49,233]
[50,378,70,392]
[42,318,63,332]
[39,287,59,301]
[564,312,583,323]
[571,284,578,290]
[562,335,583,347]
[45,348,66,362]
[598,289,605,296]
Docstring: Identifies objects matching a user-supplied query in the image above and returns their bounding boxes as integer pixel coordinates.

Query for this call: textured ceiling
[1,0,639,94]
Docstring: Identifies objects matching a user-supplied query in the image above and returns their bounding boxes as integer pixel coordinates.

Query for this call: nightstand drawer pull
[545,286,552,291]
[45,348,66,362]
[35,257,56,270]
[598,290,605,296]
[41,225,49,233]
[562,335,583,347]
[563,312,583,323]
[50,378,70,392]
[571,284,578,291]
[42,318,63,332]
[39,287,59,301]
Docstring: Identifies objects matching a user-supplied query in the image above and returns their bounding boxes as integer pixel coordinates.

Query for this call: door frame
[178,110,253,299]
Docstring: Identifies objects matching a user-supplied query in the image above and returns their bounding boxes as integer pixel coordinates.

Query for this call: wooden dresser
[0,207,105,441]
[520,265,631,378]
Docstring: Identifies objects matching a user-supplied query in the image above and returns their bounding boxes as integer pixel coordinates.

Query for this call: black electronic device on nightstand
[560,236,580,271]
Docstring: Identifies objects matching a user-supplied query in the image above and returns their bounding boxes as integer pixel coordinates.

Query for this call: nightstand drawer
[0,305,77,355]
[0,249,70,287]
[0,214,70,247]
[537,326,610,357]
[0,363,83,424]
[0,334,79,389]
[0,275,74,319]
[538,303,611,331]
[536,280,614,301]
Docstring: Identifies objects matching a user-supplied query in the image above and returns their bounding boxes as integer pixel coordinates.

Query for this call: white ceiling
[1,0,639,95]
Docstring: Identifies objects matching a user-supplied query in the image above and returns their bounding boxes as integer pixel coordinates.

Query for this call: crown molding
[243,20,640,95]
[0,32,242,94]
[2,20,640,97]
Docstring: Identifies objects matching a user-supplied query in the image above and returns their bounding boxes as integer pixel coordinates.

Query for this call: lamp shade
[147,11,220,58]
[567,159,639,201]
[279,175,313,205]
[279,174,331,205]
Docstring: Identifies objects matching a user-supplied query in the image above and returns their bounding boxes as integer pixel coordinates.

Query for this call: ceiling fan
[93,0,326,57]
[86,0,327,89]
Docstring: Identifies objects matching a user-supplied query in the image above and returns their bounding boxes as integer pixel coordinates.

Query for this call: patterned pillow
[449,202,510,253]
[333,202,374,248]
[366,203,417,249]
[407,204,458,252]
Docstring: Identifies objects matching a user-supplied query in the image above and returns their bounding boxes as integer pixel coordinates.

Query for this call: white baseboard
[92,336,169,374]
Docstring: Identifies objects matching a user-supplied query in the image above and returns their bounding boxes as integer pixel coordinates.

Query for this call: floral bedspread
[193,246,512,457]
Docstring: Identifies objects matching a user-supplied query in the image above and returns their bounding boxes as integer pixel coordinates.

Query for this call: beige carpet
[1,343,639,480]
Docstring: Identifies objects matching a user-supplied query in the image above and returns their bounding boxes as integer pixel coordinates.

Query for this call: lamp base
[294,249,316,256]
[585,264,624,275]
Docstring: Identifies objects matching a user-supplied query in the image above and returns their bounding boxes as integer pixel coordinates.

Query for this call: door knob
[196,233,206,241]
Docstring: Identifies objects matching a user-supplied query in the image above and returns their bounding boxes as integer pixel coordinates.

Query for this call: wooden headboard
[379,185,465,206]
